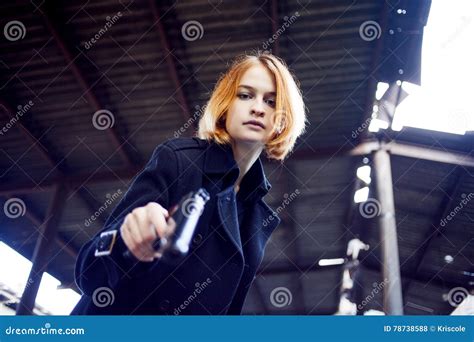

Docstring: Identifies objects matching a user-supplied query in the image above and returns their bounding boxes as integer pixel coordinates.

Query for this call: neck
[230,141,263,193]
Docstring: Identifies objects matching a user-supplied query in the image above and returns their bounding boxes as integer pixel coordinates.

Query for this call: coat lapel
[201,140,280,258]
[216,188,242,253]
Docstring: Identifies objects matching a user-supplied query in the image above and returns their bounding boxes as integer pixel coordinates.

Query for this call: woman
[71,51,306,315]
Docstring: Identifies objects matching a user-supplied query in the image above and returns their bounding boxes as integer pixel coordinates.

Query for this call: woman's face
[225,64,277,147]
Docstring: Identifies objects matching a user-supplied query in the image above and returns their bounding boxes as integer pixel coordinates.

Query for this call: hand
[120,202,171,262]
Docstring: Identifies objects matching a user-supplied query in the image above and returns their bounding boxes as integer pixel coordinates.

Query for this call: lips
[243,120,265,129]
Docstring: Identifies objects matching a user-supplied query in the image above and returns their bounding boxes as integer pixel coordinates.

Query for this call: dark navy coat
[71,137,281,315]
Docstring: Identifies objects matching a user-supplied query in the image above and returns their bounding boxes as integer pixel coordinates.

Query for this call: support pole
[16,185,68,315]
[373,146,404,315]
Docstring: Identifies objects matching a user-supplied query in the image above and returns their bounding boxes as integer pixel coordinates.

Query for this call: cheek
[226,103,243,127]
[231,99,248,114]
[225,111,238,133]
[266,117,275,132]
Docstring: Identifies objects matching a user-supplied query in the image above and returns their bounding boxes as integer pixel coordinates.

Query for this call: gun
[95,188,210,265]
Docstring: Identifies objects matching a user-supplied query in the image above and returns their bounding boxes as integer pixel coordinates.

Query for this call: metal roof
[0,0,472,315]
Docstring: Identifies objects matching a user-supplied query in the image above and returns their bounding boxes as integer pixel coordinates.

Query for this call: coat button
[159,299,170,311]
[192,233,203,245]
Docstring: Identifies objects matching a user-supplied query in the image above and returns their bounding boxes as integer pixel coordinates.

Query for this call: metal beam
[342,139,471,314]
[0,165,140,195]
[41,11,134,167]
[372,147,403,315]
[149,0,192,124]
[16,185,69,315]
[0,99,56,168]
[387,142,474,168]
[2,141,473,195]
[24,198,78,259]
[357,0,389,144]
[0,194,77,259]
[402,128,472,300]
[270,0,280,55]
[0,97,108,226]
[350,141,474,168]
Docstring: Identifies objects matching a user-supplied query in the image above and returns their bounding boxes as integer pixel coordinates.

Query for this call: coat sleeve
[74,142,179,296]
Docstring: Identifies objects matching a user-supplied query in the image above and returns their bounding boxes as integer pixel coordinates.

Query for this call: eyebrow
[238,85,276,96]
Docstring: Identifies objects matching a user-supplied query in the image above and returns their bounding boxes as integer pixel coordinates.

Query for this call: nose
[250,98,265,117]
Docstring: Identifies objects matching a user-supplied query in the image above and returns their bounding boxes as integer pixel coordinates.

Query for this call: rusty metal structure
[0,0,471,315]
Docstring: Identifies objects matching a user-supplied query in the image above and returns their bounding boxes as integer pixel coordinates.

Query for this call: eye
[265,98,276,108]
[237,93,252,100]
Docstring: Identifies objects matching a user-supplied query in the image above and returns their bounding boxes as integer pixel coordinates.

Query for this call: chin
[234,135,266,146]
[229,129,267,145]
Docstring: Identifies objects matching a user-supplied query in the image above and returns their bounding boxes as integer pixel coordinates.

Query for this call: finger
[124,214,154,259]
[167,204,178,218]
[124,213,140,245]
[120,223,133,252]
[166,217,177,237]
[122,223,154,261]
[146,203,169,238]
[147,202,169,217]
[130,209,156,257]
[134,214,156,259]
[136,211,158,244]
[132,208,154,246]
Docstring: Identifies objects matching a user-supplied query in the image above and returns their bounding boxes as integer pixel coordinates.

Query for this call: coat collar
[202,140,272,201]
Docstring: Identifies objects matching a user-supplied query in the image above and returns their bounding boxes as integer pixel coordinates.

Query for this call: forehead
[238,64,276,93]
